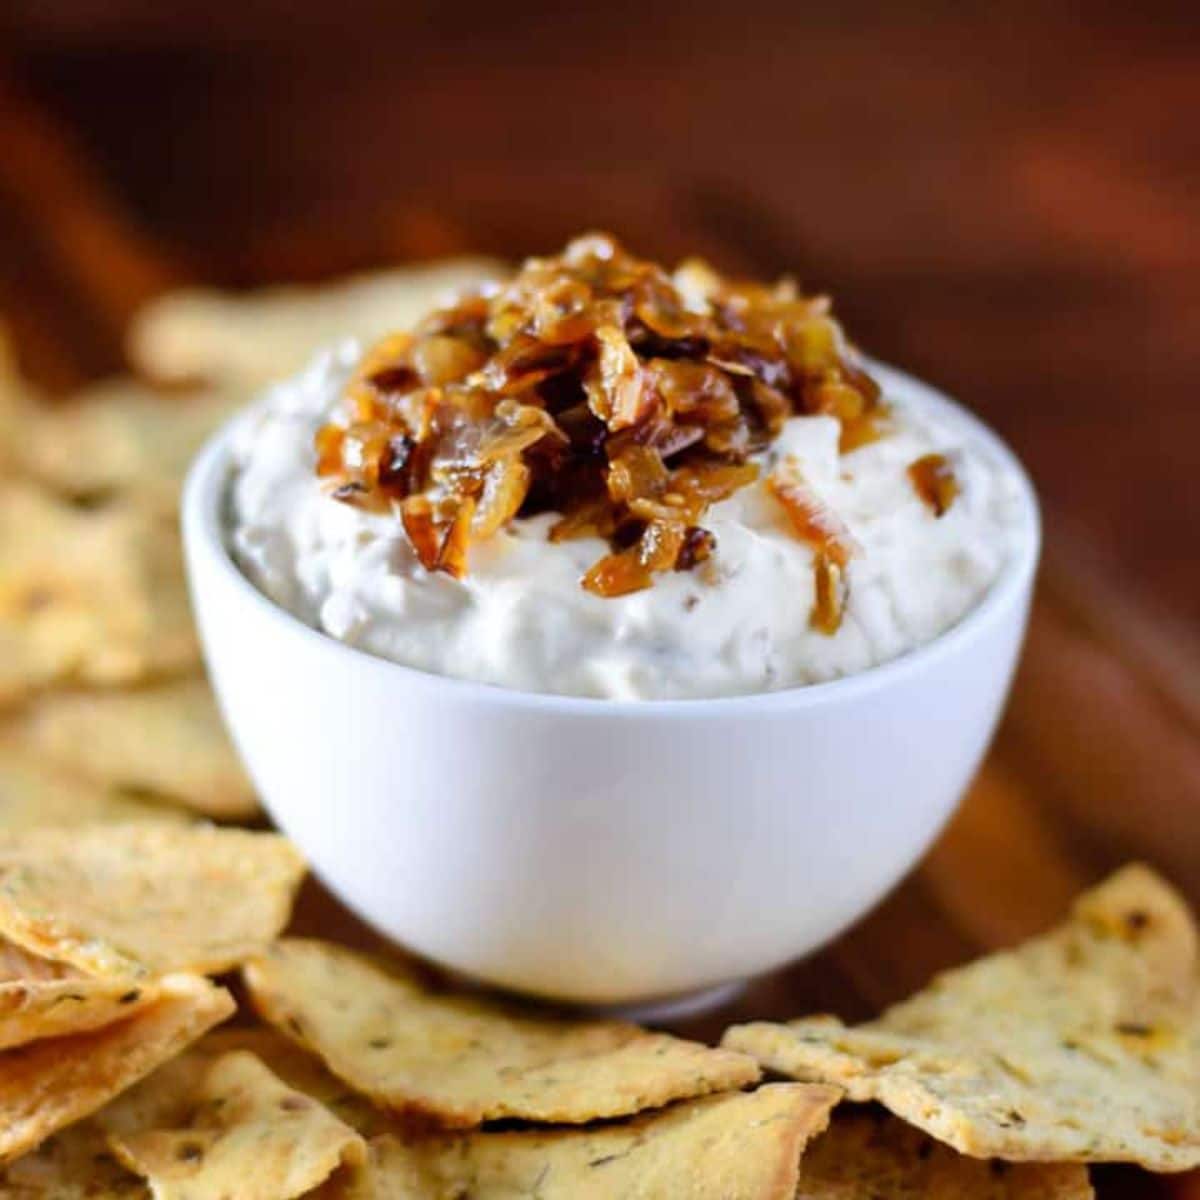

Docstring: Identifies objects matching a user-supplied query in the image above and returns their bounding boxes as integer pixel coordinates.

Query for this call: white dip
[228,341,1031,700]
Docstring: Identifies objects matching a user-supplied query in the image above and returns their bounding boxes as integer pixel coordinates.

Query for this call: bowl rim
[183,359,1041,718]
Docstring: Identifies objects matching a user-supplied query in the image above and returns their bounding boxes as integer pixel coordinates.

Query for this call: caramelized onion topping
[767,469,859,632]
[767,472,858,568]
[811,554,848,636]
[314,233,881,606]
[908,452,960,517]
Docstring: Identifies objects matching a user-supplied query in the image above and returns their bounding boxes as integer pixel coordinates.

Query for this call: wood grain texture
[0,13,1196,1192]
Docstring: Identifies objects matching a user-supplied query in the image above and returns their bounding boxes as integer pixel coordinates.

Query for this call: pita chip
[725,865,1200,1170]
[106,1049,364,1200]
[316,1083,838,1200]
[16,679,257,820]
[796,1109,1093,1198]
[0,975,233,1164]
[0,740,188,831]
[244,939,760,1127]
[0,486,197,703]
[129,259,506,388]
[0,824,305,978]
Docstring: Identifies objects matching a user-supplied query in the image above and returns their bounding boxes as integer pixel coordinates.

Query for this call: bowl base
[440,967,749,1024]
[572,978,748,1024]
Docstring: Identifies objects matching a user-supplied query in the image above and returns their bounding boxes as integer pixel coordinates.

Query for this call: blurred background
[1,0,1197,625]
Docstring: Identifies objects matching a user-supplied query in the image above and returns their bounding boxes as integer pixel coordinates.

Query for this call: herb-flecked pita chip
[17,679,257,820]
[17,380,240,514]
[105,1050,365,1200]
[97,1027,387,1138]
[0,1121,146,1197]
[129,259,506,388]
[0,825,305,978]
[244,939,760,1127]
[313,1083,839,1200]
[725,864,1200,1170]
[0,486,198,704]
[0,941,161,1052]
[184,1027,394,1136]
[0,974,233,1164]
[796,1109,1093,1198]
[0,740,188,831]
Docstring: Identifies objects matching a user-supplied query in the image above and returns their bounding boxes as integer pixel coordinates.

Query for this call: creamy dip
[228,340,1030,700]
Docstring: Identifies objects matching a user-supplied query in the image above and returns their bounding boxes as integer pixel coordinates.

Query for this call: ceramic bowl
[182,364,1040,1009]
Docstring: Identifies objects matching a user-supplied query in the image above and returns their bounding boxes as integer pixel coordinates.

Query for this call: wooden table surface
[0,8,1197,1194]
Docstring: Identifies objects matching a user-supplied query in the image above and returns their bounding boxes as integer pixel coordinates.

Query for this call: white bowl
[182,364,1039,1008]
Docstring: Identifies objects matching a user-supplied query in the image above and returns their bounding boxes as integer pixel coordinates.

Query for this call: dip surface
[228,343,1029,699]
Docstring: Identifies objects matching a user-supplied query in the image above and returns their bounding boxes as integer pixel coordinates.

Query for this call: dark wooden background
[1,4,1198,1195]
